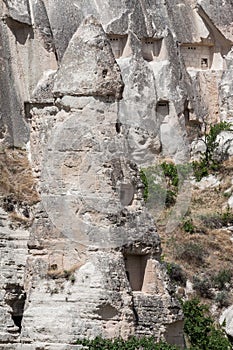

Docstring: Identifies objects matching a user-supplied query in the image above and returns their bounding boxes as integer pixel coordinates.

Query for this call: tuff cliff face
[0,1,233,349]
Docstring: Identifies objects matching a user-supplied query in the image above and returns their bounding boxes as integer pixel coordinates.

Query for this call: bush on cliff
[76,336,179,349]
[182,298,231,350]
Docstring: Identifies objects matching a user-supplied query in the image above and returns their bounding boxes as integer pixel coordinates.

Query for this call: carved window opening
[201,58,208,69]
[119,182,134,206]
[108,35,127,59]
[124,254,149,291]
[156,101,169,117]
[181,44,213,70]
[142,38,162,61]
[5,18,33,45]
[115,120,121,133]
[96,303,118,320]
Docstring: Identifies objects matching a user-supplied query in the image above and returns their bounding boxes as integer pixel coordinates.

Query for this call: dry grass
[47,262,84,280]
[162,228,232,273]
[0,147,39,205]
[8,211,32,226]
[158,158,233,284]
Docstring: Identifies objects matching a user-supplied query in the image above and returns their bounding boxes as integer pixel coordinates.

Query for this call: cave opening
[156,101,169,118]
[4,284,26,332]
[124,254,149,291]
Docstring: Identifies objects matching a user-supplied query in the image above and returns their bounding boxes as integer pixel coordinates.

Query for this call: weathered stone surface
[0,0,233,349]
[41,0,89,61]
[215,131,233,158]
[0,20,29,147]
[220,48,233,121]
[198,0,233,41]
[191,174,220,190]
[31,70,56,103]
[220,305,233,337]
[0,208,29,343]
[23,87,184,346]
[0,10,57,147]
[0,345,85,350]
[53,16,123,99]
[31,0,56,53]
[2,0,31,25]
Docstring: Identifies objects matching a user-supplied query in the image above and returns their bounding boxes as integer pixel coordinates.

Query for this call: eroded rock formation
[0,0,233,349]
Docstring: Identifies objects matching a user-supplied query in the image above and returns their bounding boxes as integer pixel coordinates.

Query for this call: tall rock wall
[0,1,233,349]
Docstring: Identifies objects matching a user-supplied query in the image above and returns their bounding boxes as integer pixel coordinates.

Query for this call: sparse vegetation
[165,262,187,286]
[199,207,233,229]
[140,162,192,209]
[193,275,213,299]
[212,269,232,290]
[182,218,195,234]
[215,291,231,308]
[156,157,233,325]
[47,263,81,281]
[160,162,179,187]
[192,269,232,299]
[140,165,172,208]
[192,160,209,182]
[174,242,206,266]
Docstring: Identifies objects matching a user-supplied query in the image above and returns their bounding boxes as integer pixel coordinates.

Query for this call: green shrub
[193,121,232,181]
[161,162,193,189]
[165,262,187,286]
[76,336,180,349]
[140,165,175,208]
[182,218,195,234]
[182,298,231,350]
[165,189,176,207]
[161,162,179,187]
[140,166,165,203]
[220,206,233,226]
[140,162,193,208]
[192,160,209,182]
[212,269,232,290]
[193,275,213,298]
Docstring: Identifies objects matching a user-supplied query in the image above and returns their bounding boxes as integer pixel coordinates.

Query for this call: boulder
[220,305,233,337]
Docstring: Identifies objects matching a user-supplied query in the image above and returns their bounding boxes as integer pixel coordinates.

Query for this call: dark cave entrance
[124,254,149,291]
[156,101,169,118]
[4,283,26,332]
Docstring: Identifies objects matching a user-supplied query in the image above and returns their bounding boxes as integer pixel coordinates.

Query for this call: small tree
[182,298,231,350]
[202,121,232,166]
[193,121,232,181]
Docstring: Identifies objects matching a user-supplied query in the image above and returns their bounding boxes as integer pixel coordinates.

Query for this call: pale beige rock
[24,87,184,346]
[0,208,29,343]
[220,305,233,337]
[1,1,233,349]
[53,16,124,99]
